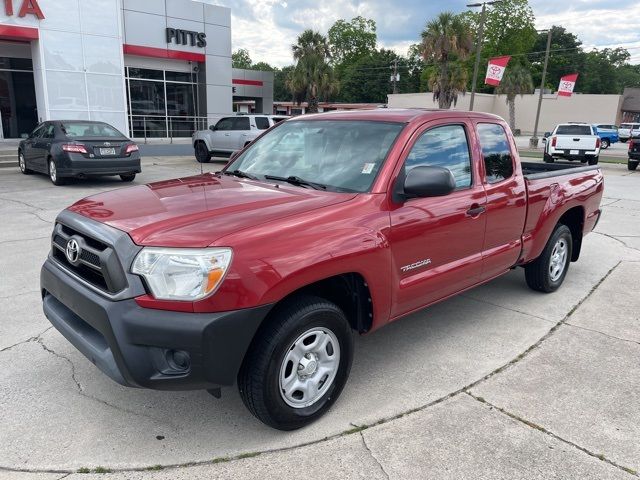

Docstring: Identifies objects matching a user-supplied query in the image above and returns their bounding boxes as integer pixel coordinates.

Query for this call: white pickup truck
[544,123,600,165]
[192,114,287,163]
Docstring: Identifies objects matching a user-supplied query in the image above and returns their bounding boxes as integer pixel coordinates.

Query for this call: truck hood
[68,173,357,247]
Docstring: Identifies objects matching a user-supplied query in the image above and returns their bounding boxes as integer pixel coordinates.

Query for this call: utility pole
[391,59,399,94]
[530,29,552,148]
[468,1,501,111]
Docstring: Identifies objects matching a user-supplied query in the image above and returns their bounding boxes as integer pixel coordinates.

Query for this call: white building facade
[0,0,273,139]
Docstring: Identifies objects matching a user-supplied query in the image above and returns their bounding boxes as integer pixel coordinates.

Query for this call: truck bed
[521,161,600,180]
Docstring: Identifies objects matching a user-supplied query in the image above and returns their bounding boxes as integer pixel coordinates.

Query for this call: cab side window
[405,124,472,189]
[233,117,251,131]
[214,118,234,131]
[255,117,270,130]
[477,123,514,184]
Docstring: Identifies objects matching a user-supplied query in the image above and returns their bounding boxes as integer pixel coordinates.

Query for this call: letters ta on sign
[3,0,45,19]
[166,28,207,48]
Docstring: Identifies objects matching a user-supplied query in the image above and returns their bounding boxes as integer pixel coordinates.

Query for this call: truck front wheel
[194,141,211,163]
[525,224,572,293]
[238,295,353,430]
[628,159,638,171]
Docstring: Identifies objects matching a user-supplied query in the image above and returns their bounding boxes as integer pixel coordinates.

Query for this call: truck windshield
[556,125,592,135]
[227,120,404,193]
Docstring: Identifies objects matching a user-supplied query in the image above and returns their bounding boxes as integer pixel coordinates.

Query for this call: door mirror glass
[404,166,456,198]
[543,132,551,138]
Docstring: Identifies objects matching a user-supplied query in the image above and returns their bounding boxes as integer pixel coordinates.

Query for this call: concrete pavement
[0,157,639,479]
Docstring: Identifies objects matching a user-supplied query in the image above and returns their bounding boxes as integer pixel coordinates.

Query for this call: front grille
[51,222,126,294]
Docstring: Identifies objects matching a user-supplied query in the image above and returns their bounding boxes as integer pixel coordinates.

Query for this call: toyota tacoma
[41,109,603,430]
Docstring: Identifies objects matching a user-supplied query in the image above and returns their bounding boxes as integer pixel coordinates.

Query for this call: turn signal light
[125,144,139,154]
[551,137,557,147]
[595,137,600,149]
[62,144,88,154]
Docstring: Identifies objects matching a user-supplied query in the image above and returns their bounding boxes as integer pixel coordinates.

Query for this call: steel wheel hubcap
[549,238,568,281]
[279,327,340,408]
[49,161,56,181]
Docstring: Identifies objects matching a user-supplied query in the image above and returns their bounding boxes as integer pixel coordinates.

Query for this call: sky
[204,0,640,67]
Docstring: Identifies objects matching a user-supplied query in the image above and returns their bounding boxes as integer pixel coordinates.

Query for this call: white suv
[619,123,640,143]
[192,114,288,163]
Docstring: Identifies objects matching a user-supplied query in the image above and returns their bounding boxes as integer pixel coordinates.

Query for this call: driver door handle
[466,204,486,218]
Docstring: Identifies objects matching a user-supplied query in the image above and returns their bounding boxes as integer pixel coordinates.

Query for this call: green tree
[530,26,585,92]
[231,48,252,69]
[328,16,377,65]
[252,61,275,72]
[580,48,631,94]
[495,63,533,132]
[421,12,473,108]
[339,49,397,103]
[288,30,338,112]
[274,65,294,101]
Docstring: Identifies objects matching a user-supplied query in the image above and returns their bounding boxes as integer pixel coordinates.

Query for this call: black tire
[48,158,66,186]
[195,141,211,163]
[588,156,599,166]
[238,295,354,430]
[543,152,554,163]
[120,173,136,182]
[628,160,639,171]
[525,224,572,293]
[600,138,610,149]
[18,151,33,174]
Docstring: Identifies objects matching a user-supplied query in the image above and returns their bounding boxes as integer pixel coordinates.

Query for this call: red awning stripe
[0,24,39,41]
[123,44,205,63]
[232,79,263,86]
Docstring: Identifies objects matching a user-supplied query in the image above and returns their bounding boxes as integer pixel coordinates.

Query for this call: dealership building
[0,0,274,139]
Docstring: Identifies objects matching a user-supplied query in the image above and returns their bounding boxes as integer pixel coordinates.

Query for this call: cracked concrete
[1,158,639,478]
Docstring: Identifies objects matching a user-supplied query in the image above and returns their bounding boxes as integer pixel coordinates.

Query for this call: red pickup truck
[41,110,603,430]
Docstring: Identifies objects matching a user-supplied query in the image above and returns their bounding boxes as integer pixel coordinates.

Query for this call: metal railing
[128,115,222,143]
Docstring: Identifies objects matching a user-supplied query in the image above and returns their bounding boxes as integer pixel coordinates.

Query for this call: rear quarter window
[477,123,514,184]
[255,117,270,130]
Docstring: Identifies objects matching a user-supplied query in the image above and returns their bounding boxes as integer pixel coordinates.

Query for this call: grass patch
[211,456,231,464]
[519,151,626,164]
[92,466,112,474]
[236,452,261,460]
[77,467,90,474]
[344,424,369,435]
[146,464,164,471]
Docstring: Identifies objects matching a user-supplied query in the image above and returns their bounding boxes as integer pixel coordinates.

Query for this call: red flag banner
[558,73,579,97]
[484,56,511,86]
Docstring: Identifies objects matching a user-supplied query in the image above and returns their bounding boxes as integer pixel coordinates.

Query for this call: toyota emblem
[65,238,80,264]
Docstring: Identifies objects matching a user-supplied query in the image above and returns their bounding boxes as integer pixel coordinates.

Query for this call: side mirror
[403,166,456,198]
[209,124,217,131]
[543,132,551,138]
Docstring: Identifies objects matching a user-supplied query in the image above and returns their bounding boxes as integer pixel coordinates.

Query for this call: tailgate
[555,135,597,150]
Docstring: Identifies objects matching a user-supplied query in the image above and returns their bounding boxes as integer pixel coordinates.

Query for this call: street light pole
[468,1,501,111]
[530,29,552,148]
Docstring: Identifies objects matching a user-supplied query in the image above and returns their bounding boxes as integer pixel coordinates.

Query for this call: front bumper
[41,258,273,390]
[57,154,141,177]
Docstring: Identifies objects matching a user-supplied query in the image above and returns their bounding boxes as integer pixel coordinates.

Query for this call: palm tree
[421,12,473,109]
[495,63,533,132]
[288,30,338,113]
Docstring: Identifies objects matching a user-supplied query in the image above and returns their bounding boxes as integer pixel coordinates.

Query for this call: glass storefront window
[126,67,200,138]
[0,57,37,138]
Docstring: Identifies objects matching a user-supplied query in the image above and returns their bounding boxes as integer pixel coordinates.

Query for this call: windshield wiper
[223,169,259,180]
[264,175,327,190]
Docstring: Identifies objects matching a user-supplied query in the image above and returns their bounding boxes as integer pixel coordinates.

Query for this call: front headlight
[131,247,232,301]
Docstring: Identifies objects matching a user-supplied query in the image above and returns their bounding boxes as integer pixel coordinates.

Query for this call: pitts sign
[166,28,206,48]
[3,0,44,19]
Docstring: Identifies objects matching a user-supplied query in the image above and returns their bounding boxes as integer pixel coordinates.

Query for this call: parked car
[41,109,603,430]
[544,123,600,165]
[629,138,640,171]
[618,123,640,143]
[192,114,288,163]
[593,123,618,149]
[18,120,140,186]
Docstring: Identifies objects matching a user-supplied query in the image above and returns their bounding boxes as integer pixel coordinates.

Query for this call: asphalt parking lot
[1,155,639,479]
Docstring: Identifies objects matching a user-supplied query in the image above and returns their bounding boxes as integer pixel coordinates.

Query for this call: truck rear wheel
[628,160,638,171]
[195,141,211,163]
[525,224,572,293]
[238,295,353,430]
[543,153,554,163]
[600,138,610,149]
[588,156,599,166]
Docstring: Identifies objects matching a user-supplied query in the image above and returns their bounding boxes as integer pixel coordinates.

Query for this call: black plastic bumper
[41,258,273,390]
[57,155,141,177]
